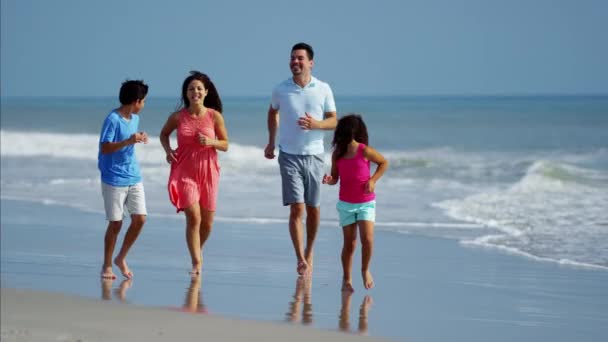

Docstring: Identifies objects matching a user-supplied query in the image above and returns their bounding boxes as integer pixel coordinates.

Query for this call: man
[265,42,337,276]
[98,80,149,280]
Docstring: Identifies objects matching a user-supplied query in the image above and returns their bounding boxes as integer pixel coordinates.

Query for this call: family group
[98,42,388,292]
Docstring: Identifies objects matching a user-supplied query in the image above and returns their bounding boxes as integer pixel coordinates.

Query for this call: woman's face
[187,79,207,106]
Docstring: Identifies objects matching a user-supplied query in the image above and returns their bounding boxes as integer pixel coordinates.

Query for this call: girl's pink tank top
[336,143,376,203]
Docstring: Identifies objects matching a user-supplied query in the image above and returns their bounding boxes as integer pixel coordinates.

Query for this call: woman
[160,71,229,275]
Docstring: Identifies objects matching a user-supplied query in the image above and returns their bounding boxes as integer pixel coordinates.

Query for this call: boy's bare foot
[101,278,113,300]
[297,260,310,276]
[342,279,355,293]
[361,294,374,309]
[362,270,374,290]
[101,266,116,279]
[115,279,132,302]
[113,257,133,279]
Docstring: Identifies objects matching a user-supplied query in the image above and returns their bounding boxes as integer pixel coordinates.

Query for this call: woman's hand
[198,133,215,147]
[166,150,177,164]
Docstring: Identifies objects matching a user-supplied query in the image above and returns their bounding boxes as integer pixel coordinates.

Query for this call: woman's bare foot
[101,266,116,279]
[113,257,133,279]
[362,270,374,290]
[342,278,355,293]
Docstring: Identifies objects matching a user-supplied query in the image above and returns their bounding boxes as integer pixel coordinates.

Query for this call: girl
[160,71,229,275]
[323,114,388,292]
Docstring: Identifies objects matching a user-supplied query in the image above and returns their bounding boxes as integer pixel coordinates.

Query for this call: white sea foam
[2,129,608,269]
[434,160,608,268]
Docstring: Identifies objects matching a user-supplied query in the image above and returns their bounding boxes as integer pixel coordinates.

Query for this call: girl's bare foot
[297,260,310,276]
[362,270,374,290]
[305,248,314,274]
[189,262,202,276]
[342,278,355,293]
[101,266,116,279]
[113,257,133,279]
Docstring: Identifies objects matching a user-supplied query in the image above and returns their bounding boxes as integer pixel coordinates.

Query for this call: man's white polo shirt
[271,76,336,155]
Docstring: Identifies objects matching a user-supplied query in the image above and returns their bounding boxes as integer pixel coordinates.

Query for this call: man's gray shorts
[278,151,325,207]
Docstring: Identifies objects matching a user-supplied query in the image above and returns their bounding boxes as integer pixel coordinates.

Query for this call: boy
[98,80,149,279]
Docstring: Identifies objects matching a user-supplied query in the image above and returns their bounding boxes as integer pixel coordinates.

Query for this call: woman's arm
[209,111,229,152]
[160,112,179,163]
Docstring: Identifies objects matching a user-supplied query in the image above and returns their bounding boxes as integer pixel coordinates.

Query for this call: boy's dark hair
[332,114,369,160]
[180,70,223,113]
[292,42,314,60]
[119,80,148,105]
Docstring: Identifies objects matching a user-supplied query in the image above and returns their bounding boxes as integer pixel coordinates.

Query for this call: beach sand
[2,199,608,341]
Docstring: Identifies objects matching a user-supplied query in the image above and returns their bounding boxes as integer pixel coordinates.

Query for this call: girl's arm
[363,146,389,193]
[323,151,339,185]
[160,112,179,163]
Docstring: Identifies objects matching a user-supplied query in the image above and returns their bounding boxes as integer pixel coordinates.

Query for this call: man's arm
[297,111,337,130]
[264,105,279,159]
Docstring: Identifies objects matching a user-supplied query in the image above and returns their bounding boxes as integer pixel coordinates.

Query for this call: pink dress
[168,109,220,212]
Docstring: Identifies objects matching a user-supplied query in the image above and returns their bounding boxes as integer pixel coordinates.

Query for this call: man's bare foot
[297,260,310,276]
[342,279,355,293]
[114,257,133,279]
[101,266,116,279]
[362,270,374,290]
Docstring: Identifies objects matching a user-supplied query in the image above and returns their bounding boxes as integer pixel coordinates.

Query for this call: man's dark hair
[119,80,149,105]
[291,42,314,60]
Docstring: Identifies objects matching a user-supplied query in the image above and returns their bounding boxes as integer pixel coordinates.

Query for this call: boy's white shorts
[101,182,147,221]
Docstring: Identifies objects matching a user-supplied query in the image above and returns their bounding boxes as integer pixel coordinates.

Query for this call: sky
[1,0,607,97]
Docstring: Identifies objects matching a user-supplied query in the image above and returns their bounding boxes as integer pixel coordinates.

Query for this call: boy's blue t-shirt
[98,111,142,186]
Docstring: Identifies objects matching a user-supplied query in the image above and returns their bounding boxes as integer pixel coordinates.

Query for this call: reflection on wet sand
[339,292,373,335]
[285,276,313,325]
[182,275,207,314]
[100,278,132,302]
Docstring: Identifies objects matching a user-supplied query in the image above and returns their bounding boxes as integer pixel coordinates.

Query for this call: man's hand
[298,112,318,130]
[264,144,276,159]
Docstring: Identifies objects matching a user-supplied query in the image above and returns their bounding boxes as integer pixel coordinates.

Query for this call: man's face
[290,49,313,76]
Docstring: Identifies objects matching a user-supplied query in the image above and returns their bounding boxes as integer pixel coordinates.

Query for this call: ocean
[1,94,607,271]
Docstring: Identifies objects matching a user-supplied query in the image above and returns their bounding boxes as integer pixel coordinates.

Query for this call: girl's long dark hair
[180,70,223,113]
[332,114,368,160]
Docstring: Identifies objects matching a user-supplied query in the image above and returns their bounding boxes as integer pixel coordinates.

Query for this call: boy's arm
[100,133,146,154]
[363,146,389,193]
